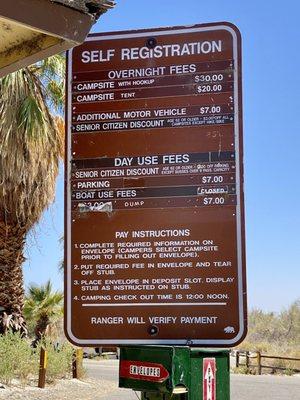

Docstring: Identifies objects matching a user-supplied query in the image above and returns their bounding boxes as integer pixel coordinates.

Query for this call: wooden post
[72,349,77,379]
[245,351,250,368]
[72,348,83,379]
[257,351,262,375]
[236,351,240,368]
[38,347,47,388]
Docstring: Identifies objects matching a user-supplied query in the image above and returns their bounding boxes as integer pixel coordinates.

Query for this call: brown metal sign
[65,23,247,346]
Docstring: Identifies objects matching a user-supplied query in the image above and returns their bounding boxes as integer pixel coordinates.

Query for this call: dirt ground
[0,378,117,400]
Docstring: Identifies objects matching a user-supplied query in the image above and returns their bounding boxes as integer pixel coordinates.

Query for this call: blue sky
[24,0,300,312]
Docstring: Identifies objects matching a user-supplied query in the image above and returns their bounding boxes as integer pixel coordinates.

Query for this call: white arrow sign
[203,358,216,400]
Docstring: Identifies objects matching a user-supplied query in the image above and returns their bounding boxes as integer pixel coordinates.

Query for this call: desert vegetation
[0,55,65,335]
[234,299,300,374]
[0,281,72,386]
[24,280,63,346]
[0,332,73,386]
[239,299,300,352]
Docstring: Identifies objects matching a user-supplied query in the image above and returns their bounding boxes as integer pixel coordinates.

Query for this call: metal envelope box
[119,346,190,393]
[119,346,230,400]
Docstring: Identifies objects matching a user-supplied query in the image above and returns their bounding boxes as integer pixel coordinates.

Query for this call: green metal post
[189,349,230,400]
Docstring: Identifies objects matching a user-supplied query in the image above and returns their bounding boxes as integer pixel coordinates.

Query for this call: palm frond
[18,96,46,137]
[24,280,63,324]
[0,55,65,228]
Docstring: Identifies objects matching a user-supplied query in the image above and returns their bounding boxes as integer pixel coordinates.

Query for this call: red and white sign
[203,358,216,400]
[120,360,169,382]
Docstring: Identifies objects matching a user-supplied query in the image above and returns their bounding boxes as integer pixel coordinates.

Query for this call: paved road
[84,359,300,400]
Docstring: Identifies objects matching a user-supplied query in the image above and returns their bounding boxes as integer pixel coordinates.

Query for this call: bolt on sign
[65,22,247,346]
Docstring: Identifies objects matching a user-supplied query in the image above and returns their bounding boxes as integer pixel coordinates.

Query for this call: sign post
[65,21,246,399]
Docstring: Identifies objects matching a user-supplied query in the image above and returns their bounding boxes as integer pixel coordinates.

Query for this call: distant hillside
[238,299,300,355]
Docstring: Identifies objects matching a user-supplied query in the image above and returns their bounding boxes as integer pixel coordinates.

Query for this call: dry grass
[0,332,74,386]
[234,300,300,374]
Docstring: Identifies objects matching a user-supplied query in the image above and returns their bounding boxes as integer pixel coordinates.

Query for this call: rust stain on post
[38,347,47,388]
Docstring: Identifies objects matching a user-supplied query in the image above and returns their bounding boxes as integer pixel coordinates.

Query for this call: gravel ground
[0,378,117,400]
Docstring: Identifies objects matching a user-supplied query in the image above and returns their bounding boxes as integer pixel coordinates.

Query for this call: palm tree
[24,280,63,345]
[0,55,65,336]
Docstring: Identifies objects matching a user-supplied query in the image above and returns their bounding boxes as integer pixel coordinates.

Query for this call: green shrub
[284,368,295,376]
[232,366,253,375]
[0,332,75,386]
[0,332,36,386]
[35,339,74,382]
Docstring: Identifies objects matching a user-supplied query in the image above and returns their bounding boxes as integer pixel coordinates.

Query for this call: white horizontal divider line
[82,302,227,307]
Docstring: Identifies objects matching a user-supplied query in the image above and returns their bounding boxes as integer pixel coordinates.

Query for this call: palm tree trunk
[0,221,28,336]
[34,314,50,344]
